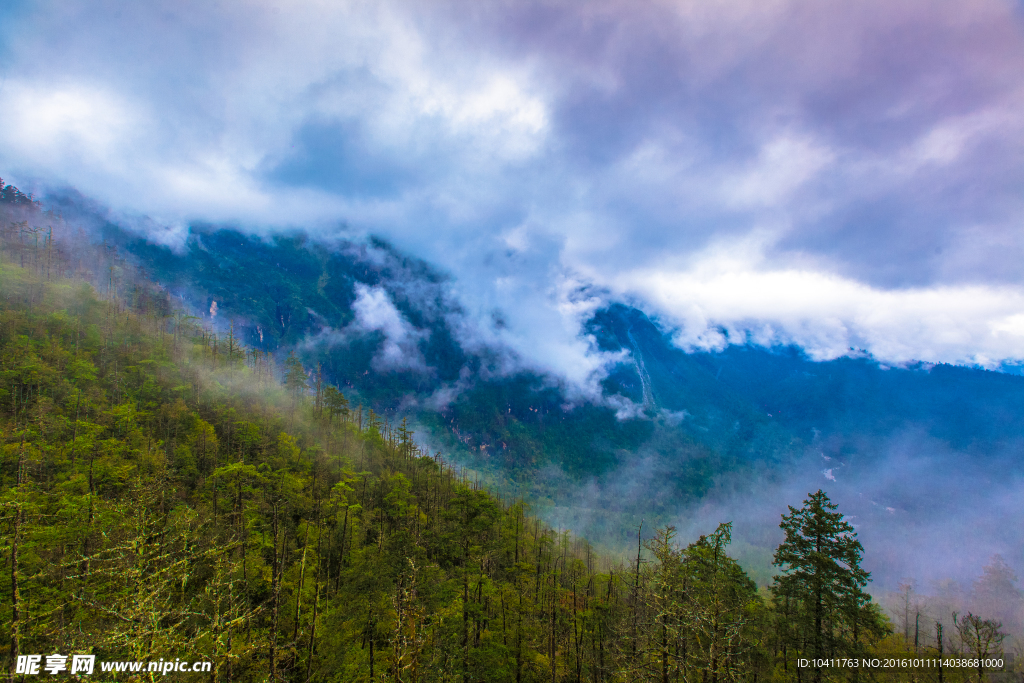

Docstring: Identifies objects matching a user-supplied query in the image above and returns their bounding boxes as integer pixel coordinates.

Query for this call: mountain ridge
[12,184,1024,586]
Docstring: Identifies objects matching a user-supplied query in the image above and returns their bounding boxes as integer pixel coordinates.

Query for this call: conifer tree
[283,351,308,400]
[323,385,349,425]
[771,489,882,682]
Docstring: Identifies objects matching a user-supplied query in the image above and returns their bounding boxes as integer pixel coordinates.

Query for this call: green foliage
[771,489,888,682]
[0,262,656,682]
[0,193,975,681]
[284,351,309,400]
[323,384,350,424]
[638,524,766,681]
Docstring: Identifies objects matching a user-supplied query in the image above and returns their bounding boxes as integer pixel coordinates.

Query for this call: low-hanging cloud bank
[608,232,1024,366]
[3,0,1024,382]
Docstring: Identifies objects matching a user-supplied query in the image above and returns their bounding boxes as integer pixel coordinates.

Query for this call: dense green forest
[0,183,1016,681]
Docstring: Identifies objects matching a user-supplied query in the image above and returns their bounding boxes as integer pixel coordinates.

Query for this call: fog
[517,421,1024,637]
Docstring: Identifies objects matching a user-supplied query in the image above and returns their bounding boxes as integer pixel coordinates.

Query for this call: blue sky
[3,0,1024,386]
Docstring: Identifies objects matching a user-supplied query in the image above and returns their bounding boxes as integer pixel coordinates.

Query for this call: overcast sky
[3,0,1024,384]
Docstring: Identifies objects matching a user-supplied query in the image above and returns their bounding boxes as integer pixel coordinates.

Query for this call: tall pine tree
[771,489,883,682]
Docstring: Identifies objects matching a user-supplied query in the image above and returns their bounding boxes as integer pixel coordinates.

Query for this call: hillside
[8,180,1016,681]
[0,258,699,682]
[10,187,1023,587]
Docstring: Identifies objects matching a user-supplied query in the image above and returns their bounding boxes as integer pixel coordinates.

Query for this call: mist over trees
[883,559,1024,682]
[2,179,1022,681]
[28,179,1024,591]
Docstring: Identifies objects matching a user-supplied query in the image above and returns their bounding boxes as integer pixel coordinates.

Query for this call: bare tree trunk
[516,581,524,683]
[462,540,471,683]
[291,520,311,667]
[68,389,82,464]
[305,514,324,683]
[8,506,23,683]
[270,502,281,681]
[551,558,561,683]
[662,621,669,683]
[632,521,644,663]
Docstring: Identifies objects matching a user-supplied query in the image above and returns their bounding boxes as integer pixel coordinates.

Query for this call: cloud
[725,135,837,209]
[0,82,136,165]
[604,230,1024,367]
[2,0,1024,383]
[349,283,430,373]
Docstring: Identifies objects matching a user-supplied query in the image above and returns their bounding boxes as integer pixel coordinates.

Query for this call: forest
[0,181,1017,681]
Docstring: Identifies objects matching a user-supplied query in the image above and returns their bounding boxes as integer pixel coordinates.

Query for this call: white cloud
[607,232,1024,367]
[4,0,1024,387]
[0,0,549,225]
[1,81,139,172]
[897,107,1020,173]
[350,283,430,373]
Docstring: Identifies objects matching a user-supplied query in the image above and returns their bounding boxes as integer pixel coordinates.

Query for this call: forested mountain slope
[24,187,1024,576]
[6,180,1014,681]
[8,260,1013,681]
[99,216,1024,478]
[0,256,756,682]
[78,217,788,538]
[589,303,1024,454]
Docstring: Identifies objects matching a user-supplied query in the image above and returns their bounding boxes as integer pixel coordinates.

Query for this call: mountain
[10,178,1024,681]
[0,214,912,683]
[26,189,1024,584]
[592,302,1024,458]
